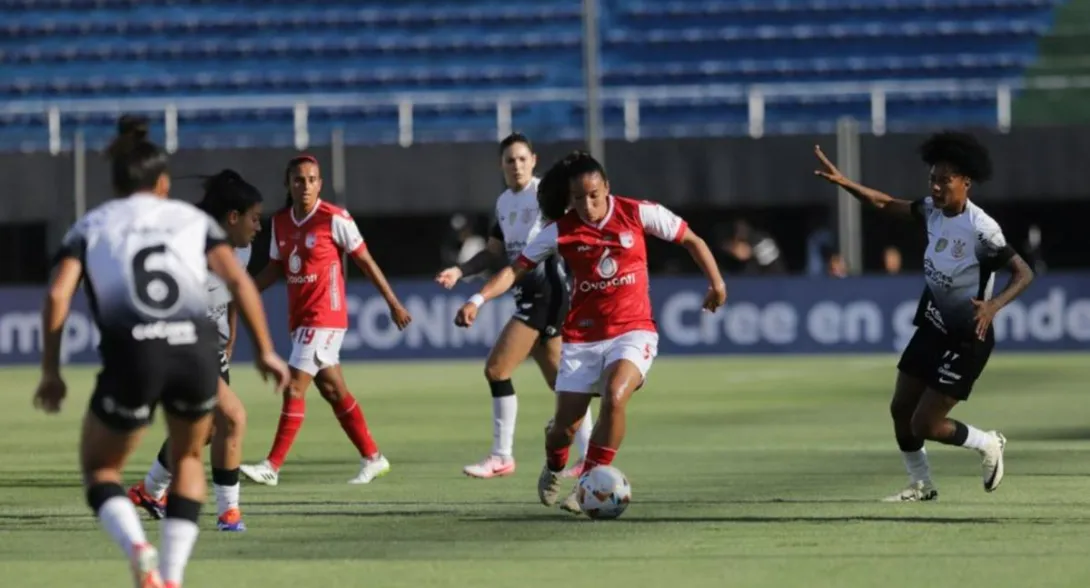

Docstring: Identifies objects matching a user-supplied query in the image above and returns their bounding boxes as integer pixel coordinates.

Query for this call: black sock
[950,420,969,446]
[165,494,202,523]
[86,481,126,515]
[156,440,171,470]
[488,379,515,398]
[211,467,240,487]
[896,434,925,453]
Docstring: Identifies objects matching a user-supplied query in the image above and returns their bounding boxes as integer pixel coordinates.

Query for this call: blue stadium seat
[0,0,1064,151]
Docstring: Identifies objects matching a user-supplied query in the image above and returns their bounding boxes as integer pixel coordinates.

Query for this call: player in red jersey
[240,155,412,486]
[455,151,727,514]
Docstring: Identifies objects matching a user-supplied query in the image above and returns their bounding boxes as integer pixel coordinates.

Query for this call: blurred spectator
[883,246,903,274]
[440,213,486,270]
[806,226,835,276]
[716,219,786,275]
[822,245,848,278]
[1023,224,1046,274]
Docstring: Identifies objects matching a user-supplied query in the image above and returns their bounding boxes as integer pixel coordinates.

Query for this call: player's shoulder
[318,200,353,221]
[966,200,999,228]
[235,244,253,265]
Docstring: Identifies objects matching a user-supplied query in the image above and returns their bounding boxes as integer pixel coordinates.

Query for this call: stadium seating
[0,0,1065,151]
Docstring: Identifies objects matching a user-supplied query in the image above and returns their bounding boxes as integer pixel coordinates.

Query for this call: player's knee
[316,379,346,404]
[889,396,914,423]
[484,361,511,383]
[217,405,246,440]
[285,381,307,400]
[602,383,630,410]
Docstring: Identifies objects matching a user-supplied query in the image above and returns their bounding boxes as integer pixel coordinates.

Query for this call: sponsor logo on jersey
[619,232,634,249]
[578,272,637,292]
[596,248,618,278]
[131,320,197,345]
[286,274,318,285]
[288,246,302,274]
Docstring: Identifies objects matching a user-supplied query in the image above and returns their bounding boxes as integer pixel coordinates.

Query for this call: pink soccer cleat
[463,455,516,479]
[558,459,587,479]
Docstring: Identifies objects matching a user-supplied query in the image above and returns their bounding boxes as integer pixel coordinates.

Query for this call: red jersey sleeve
[638,201,688,243]
[515,222,558,270]
[331,209,367,256]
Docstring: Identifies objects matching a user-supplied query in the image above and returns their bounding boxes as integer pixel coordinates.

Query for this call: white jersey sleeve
[514,222,558,269]
[236,244,253,271]
[55,217,91,265]
[638,201,688,243]
[973,209,1014,263]
[268,220,280,261]
[331,210,366,254]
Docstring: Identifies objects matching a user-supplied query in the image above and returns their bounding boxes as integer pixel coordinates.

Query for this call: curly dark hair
[197,169,263,222]
[918,131,993,183]
[537,150,608,221]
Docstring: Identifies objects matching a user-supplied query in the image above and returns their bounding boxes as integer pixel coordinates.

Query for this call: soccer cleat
[982,431,1006,492]
[559,485,582,515]
[882,480,939,502]
[239,460,279,487]
[348,454,391,484]
[558,459,586,480]
[463,455,516,479]
[165,584,180,588]
[537,465,563,507]
[216,508,246,532]
[130,543,163,588]
[127,482,166,520]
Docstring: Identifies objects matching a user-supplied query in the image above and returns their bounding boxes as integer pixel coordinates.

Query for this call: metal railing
[6,75,1090,154]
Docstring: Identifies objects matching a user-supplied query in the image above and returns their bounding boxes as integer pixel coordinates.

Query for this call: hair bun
[116,114,149,141]
[202,169,244,192]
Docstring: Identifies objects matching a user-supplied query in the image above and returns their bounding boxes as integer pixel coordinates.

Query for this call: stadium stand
[0,0,1066,151]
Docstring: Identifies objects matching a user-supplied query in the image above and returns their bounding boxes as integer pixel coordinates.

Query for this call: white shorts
[289,327,346,376]
[555,330,659,395]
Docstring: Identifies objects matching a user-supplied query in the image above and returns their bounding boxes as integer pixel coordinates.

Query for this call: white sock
[160,517,200,585]
[144,460,172,500]
[961,424,993,451]
[491,395,517,458]
[214,483,240,516]
[573,405,594,459]
[900,448,932,483]
[96,495,149,557]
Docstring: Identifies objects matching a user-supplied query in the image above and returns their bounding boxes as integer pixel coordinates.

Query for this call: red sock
[546,446,570,472]
[585,443,617,469]
[333,394,379,459]
[267,396,305,470]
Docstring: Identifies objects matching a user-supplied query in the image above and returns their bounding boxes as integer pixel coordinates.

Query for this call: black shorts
[89,323,221,432]
[511,269,568,339]
[218,349,230,385]
[897,326,993,401]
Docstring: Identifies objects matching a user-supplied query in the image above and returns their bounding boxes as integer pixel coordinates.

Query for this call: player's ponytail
[106,114,168,196]
[197,169,263,222]
[283,154,319,210]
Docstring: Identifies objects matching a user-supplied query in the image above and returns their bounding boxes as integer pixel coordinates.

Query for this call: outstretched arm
[813,145,915,219]
[455,222,558,328]
[436,237,506,289]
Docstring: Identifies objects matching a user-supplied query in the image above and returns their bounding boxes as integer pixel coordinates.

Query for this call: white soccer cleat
[239,460,279,487]
[981,431,1006,492]
[559,485,582,515]
[537,465,564,507]
[130,543,163,588]
[882,480,939,502]
[463,455,516,479]
[349,454,391,484]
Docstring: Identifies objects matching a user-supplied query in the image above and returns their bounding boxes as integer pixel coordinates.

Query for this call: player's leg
[586,331,659,466]
[910,388,1005,492]
[531,335,592,478]
[540,392,594,508]
[128,439,171,519]
[464,318,540,478]
[240,327,318,486]
[884,370,937,502]
[210,375,246,531]
[157,341,219,587]
[80,409,161,588]
[312,363,390,484]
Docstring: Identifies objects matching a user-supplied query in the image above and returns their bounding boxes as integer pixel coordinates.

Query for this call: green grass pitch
[2,353,1090,587]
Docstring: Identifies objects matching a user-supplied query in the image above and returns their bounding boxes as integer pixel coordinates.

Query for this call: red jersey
[515,195,687,343]
[270,200,366,331]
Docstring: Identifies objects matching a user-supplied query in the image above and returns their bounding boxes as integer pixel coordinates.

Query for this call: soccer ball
[576,465,632,520]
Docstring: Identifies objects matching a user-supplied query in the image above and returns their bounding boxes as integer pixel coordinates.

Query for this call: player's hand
[454,303,478,328]
[33,373,67,414]
[255,351,291,394]
[435,267,463,289]
[813,145,848,186]
[704,282,728,312]
[970,298,1000,341]
[389,303,412,330]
